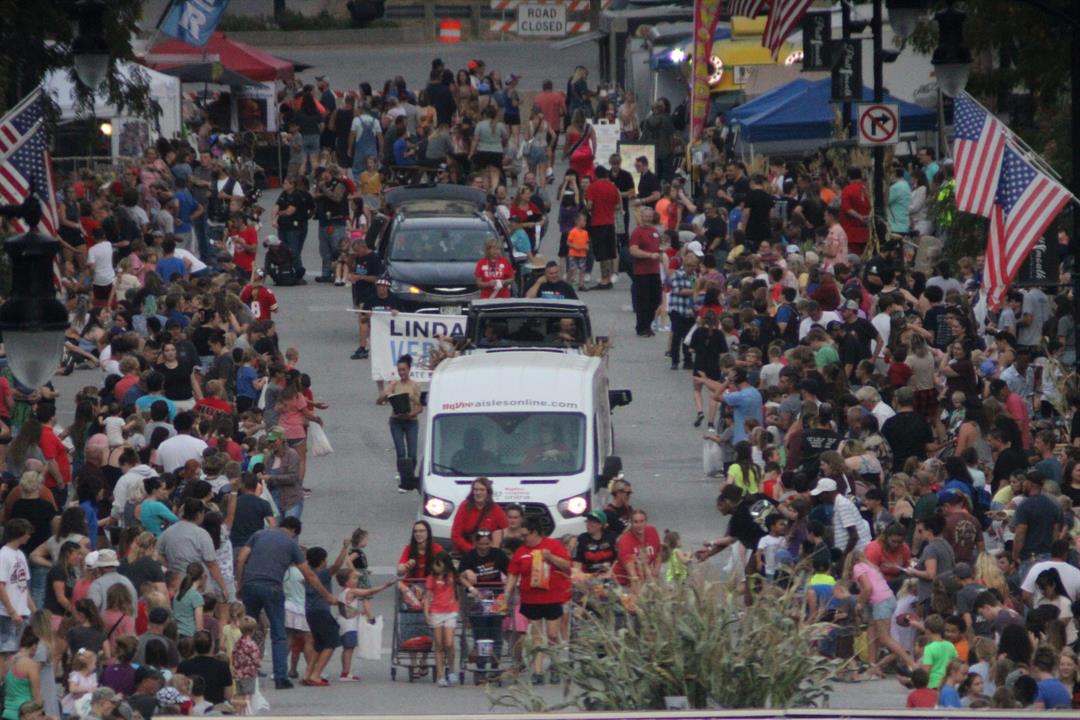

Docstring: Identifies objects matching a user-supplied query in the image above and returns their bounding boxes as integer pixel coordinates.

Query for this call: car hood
[386,260,477,286]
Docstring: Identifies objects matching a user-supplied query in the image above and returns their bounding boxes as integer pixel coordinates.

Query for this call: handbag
[357,615,383,661]
[307,422,333,457]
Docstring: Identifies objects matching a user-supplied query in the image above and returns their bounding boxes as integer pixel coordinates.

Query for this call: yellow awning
[713,38,800,67]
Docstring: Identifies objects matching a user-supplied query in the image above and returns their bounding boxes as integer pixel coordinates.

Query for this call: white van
[418,349,631,545]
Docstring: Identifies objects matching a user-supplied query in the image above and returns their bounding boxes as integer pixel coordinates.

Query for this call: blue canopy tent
[728,77,937,155]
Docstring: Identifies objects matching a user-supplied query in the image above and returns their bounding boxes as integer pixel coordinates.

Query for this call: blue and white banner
[159,0,232,47]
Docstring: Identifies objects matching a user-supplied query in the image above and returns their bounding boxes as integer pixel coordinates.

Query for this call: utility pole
[872,0,885,239]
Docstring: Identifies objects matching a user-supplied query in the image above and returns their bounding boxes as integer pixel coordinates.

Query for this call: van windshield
[431,412,586,477]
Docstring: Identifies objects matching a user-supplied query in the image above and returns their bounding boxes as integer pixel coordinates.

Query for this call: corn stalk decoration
[491,578,842,711]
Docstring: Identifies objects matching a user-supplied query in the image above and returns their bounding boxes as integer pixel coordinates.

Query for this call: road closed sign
[518,3,567,36]
[857,103,900,146]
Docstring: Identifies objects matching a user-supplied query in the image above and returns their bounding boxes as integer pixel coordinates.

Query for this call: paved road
[48,40,907,715]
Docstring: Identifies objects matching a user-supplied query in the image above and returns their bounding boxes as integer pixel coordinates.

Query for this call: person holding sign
[474,238,514,299]
[376,355,423,493]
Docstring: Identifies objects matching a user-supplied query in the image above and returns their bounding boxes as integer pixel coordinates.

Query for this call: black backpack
[208,178,238,224]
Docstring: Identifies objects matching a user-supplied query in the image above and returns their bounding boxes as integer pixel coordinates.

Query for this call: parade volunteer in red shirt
[629,207,664,337]
[474,237,514,299]
[506,518,571,685]
[228,215,258,275]
[584,166,621,288]
[614,509,661,588]
[450,477,509,553]
[839,167,871,256]
[397,521,444,579]
[239,270,279,322]
[37,403,71,495]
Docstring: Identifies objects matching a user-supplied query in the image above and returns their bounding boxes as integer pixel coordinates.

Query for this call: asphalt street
[50,39,907,714]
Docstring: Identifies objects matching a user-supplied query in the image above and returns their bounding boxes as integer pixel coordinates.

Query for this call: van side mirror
[597,455,623,491]
[608,389,632,408]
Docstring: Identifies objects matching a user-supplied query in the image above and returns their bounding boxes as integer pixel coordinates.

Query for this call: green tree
[0,0,155,120]
[492,579,841,711]
[910,0,1072,182]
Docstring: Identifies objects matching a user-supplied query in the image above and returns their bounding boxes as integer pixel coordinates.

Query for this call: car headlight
[423,494,455,519]
[557,493,589,519]
[390,280,422,295]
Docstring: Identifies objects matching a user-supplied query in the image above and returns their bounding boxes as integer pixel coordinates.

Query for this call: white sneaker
[436,677,449,688]
[584,274,592,283]
[447,673,458,686]
[658,323,671,332]
[611,273,619,284]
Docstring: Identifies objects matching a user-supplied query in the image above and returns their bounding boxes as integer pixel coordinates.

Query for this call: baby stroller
[263,236,300,286]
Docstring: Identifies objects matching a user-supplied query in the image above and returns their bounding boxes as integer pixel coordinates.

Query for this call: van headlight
[423,494,455,519]
[557,493,589,519]
[391,280,422,295]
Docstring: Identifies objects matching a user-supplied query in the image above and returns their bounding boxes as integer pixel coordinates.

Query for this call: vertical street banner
[689,0,722,143]
[369,311,467,383]
[159,0,233,47]
[801,10,831,71]
[829,39,862,103]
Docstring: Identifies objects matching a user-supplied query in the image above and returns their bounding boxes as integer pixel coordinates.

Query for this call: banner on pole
[689,0,722,143]
[369,311,467,383]
[160,0,233,48]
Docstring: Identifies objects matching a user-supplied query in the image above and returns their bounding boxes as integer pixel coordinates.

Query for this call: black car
[366,185,522,313]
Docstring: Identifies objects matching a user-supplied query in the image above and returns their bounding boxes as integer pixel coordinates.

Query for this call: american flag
[726,0,768,18]
[952,93,1007,218]
[983,143,1073,308]
[0,89,63,289]
[762,0,815,59]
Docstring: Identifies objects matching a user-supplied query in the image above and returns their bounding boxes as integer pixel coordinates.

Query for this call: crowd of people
[0,46,1076,719]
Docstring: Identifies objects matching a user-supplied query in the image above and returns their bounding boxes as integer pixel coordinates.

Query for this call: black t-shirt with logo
[362,293,400,313]
[531,280,578,300]
[351,253,384,303]
[573,531,618,574]
[458,548,508,586]
[729,494,777,550]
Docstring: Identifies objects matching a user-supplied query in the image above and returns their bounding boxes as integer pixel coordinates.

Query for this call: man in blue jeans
[313,167,349,282]
[235,517,336,690]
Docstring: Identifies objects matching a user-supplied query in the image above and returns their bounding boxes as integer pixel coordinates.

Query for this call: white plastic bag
[703,437,723,477]
[357,615,383,661]
[308,422,333,457]
[245,678,270,716]
[682,325,698,348]
[256,381,269,410]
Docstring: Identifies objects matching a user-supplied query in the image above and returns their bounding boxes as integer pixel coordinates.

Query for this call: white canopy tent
[43,61,182,158]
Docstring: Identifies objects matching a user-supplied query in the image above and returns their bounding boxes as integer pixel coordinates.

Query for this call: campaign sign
[370,311,466,383]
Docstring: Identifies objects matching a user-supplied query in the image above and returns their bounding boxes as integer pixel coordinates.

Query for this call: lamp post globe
[886,0,927,42]
[71,0,110,91]
[0,222,68,391]
[931,4,972,96]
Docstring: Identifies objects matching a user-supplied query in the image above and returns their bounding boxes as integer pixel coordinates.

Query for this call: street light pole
[841,0,852,137]
[872,0,885,241]
[1072,11,1080,377]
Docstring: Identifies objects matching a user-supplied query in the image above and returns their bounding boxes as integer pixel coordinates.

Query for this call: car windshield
[432,412,585,476]
[388,223,495,262]
[474,316,586,347]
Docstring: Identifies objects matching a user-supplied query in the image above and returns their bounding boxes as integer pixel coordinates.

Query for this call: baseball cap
[786,244,801,256]
[826,320,844,332]
[585,510,607,525]
[685,240,704,258]
[148,607,170,625]
[266,426,285,442]
[954,562,973,580]
[91,549,120,568]
[810,478,838,496]
[842,299,860,312]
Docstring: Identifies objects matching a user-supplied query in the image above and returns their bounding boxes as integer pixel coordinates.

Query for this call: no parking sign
[857,103,899,146]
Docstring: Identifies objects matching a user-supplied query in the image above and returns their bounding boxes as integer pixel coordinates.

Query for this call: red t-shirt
[509,203,541,223]
[474,257,514,299]
[0,376,11,419]
[398,543,446,579]
[585,179,620,227]
[614,525,661,586]
[450,502,509,554]
[888,362,913,388]
[906,688,938,708]
[195,397,234,423]
[240,285,278,321]
[40,425,72,488]
[113,374,140,405]
[232,227,258,273]
[839,181,870,250]
[508,538,571,605]
[80,217,102,246]
[629,225,662,275]
[864,537,911,580]
[425,574,459,614]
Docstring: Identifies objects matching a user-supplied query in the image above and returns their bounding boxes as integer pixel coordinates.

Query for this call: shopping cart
[458,582,517,686]
[389,579,437,682]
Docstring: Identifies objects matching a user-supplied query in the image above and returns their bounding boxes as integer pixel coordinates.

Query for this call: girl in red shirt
[424,552,460,687]
[450,477,508,554]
